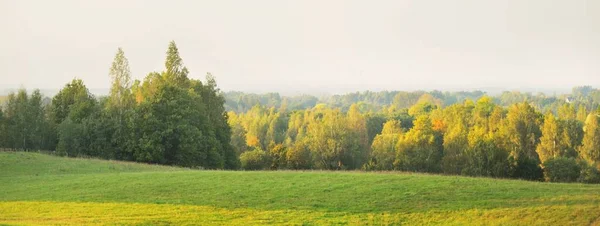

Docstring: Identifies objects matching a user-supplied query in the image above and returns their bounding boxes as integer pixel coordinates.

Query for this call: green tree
[542,157,581,183]
[240,147,268,170]
[51,79,97,124]
[164,41,189,87]
[108,48,133,111]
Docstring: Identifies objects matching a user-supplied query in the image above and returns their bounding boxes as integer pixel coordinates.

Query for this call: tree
[558,104,576,120]
[560,119,583,158]
[580,113,600,167]
[193,73,238,169]
[106,48,135,160]
[346,104,370,166]
[133,83,219,167]
[440,104,471,174]
[164,41,189,87]
[240,147,268,170]
[6,89,30,150]
[51,79,97,124]
[536,113,562,163]
[504,102,542,160]
[463,127,511,177]
[577,105,588,122]
[108,48,133,111]
[56,118,84,156]
[369,120,402,170]
[542,157,581,183]
[501,102,543,180]
[394,116,443,173]
[286,138,312,169]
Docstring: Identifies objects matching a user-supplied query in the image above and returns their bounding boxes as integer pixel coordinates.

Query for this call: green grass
[1,151,600,225]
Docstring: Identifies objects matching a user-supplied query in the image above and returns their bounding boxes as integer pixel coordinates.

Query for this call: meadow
[1,151,600,225]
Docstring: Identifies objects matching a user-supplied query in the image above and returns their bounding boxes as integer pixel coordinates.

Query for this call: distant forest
[1,43,599,183]
[223,87,600,114]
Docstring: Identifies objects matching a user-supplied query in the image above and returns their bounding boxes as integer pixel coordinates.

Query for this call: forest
[1,43,600,183]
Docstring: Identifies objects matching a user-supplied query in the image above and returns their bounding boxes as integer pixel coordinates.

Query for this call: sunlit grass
[1,152,600,225]
[2,201,598,225]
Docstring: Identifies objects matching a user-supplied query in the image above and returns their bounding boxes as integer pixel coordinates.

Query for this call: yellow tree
[581,113,600,167]
[536,113,561,163]
[370,120,402,170]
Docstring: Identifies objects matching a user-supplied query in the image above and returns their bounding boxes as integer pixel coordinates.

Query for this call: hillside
[1,152,599,225]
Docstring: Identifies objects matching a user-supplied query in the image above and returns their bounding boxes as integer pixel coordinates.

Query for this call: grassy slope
[1,152,600,225]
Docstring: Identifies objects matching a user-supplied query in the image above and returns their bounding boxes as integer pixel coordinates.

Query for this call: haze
[1,0,599,95]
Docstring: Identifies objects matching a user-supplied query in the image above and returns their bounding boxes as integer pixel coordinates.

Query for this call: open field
[1,152,600,225]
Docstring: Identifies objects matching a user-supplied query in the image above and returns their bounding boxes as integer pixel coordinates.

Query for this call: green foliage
[2,89,54,151]
[513,157,544,181]
[542,157,581,183]
[578,161,600,184]
[0,42,235,170]
[240,148,268,170]
[51,79,97,124]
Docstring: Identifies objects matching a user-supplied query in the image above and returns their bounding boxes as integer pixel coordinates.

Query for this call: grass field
[1,152,600,225]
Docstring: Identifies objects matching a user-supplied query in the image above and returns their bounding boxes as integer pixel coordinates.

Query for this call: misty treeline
[224,87,600,114]
[0,42,238,169]
[1,43,600,183]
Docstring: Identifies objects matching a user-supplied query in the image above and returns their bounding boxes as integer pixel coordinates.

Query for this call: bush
[240,148,268,170]
[513,157,544,181]
[578,161,600,184]
[542,157,581,183]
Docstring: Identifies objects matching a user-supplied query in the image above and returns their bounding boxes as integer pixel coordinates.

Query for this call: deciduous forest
[1,43,599,183]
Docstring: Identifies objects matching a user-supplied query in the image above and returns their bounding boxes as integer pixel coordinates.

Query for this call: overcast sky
[1,0,599,94]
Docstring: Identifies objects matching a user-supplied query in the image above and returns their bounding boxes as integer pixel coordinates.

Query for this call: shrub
[542,157,581,183]
[240,148,268,170]
[578,161,600,184]
[513,157,544,181]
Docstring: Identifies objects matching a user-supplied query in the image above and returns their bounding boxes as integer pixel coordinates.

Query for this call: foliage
[240,148,268,170]
[578,160,600,184]
[542,157,581,183]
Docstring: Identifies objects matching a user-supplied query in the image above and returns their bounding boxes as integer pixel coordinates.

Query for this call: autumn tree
[369,120,402,170]
[580,113,600,167]
[394,116,443,173]
[536,113,562,163]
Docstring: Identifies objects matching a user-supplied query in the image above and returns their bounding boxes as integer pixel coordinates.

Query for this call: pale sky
[1,0,599,94]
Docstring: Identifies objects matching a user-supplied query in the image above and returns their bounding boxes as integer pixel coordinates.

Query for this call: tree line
[224,87,600,114]
[0,42,237,169]
[229,94,600,183]
[1,42,599,183]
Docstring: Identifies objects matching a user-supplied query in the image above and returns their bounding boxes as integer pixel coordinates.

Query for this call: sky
[1,0,599,95]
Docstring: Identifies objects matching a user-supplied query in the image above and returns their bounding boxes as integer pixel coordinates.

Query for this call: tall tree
[536,113,561,163]
[581,113,600,167]
[164,41,189,87]
[108,48,133,112]
[503,102,542,161]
